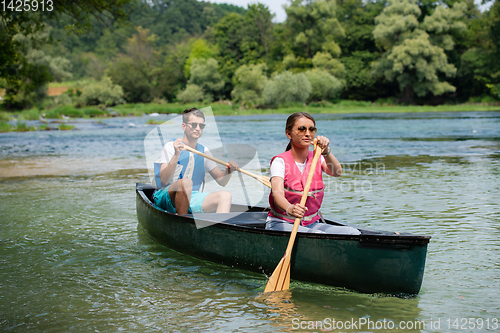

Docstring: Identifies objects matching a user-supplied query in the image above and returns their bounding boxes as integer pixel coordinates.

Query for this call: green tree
[176,84,207,103]
[214,13,245,95]
[341,50,397,100]
[186,58,225,101]
[131,0,245,46]
[131,0,212,46]
[161,41,191,101]
[1,0,134,108]
[2,25,72,109]
[241,4,274,62]
[336,0,384,55]
[264,71,311,107]
[283,0,344,67]
[80,76,125,106]
[211,3,247,16]
[336,0,395,100]
[213,5,274,98]
[84,53,107,80]
[488,0,500,98]
[93,23,135,60]
[372,0,467,103]
[231,63,268,106]
[311,51,346,80]
[108,27,161,103]
[456,0,500,100]
[487,83,500,99]
[184,39,218,78]
[304,68,343,101]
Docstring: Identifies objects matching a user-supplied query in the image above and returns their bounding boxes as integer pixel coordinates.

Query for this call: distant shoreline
[2,101,500,132]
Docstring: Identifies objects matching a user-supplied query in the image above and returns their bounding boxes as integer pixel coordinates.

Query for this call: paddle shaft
[264,140,323,292]
[284,146,323,253]
[181,144,271,188]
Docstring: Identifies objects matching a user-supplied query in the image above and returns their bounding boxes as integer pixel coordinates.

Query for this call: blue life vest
[153,140,207,190]
[172,140,206,191]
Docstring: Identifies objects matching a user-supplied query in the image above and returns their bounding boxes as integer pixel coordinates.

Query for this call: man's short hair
[182,108,205,123]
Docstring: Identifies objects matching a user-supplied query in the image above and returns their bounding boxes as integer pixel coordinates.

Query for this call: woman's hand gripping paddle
[264,138,322,292]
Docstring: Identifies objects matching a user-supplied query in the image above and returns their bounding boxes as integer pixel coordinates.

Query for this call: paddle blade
[264,255,291,292]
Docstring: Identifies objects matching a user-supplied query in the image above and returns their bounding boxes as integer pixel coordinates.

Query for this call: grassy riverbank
[1,100,500,132]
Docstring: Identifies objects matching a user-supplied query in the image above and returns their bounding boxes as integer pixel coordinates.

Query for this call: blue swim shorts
[153,185,209,214]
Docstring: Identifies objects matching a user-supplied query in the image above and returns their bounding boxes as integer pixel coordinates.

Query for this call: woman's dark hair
[285,112,316,151]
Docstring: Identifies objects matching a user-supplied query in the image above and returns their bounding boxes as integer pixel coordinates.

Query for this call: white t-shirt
[159,141,217,172]
[270,155,325,179]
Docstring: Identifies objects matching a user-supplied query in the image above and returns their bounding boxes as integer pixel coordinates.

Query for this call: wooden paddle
[264,138,322,292]
[181,144,271,188]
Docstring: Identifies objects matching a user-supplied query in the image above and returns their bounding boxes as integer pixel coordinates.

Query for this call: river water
[1,111,499,332]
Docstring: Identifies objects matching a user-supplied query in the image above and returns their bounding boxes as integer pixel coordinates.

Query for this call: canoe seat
[195,212,268,229]
[225,219,267,229]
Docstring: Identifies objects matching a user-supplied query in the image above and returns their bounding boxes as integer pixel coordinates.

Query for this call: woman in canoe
[267,112,360,235]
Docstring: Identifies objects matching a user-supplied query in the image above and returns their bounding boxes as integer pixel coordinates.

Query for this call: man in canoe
[267,112,360,234]
[153,108,238,214]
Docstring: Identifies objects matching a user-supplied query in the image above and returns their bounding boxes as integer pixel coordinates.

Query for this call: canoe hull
[136,184,430,294]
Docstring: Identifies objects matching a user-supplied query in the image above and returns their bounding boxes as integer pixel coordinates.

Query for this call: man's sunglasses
[185,122,206,129]
[297,126,317,133]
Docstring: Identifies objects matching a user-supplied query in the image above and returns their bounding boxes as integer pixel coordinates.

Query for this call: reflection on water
[1,112,499,332]
[256,290,303,331]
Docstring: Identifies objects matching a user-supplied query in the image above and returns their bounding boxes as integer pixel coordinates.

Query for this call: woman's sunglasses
[185,122,206,130]
[297,126,317,133]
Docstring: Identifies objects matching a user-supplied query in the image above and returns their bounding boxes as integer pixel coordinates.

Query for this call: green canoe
[136,183,431,294]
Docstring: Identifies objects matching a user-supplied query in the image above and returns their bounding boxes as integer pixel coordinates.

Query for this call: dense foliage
[0,0,135,109]
[80,76,125,106]
[1,0,499,110]
[372,0,467,103]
